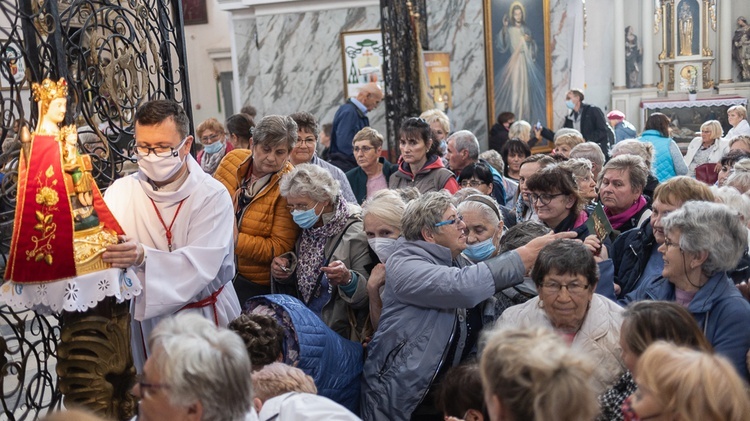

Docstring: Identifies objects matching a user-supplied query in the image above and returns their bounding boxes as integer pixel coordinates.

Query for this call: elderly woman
[717,150,750,186]
[420,108,450,156]
[215,115,299,304]
[627,202,750,380]
[599,154,652,235]
[271,163,371,341]
[553,131,585,159]
[196,117,234,175]
[637,112,688,182]
[457,194,505,262]
[615,177,714,300]
[611,139,659,199]
[389,117,458,194]
[497,239,625,393]
[508,120,552,149]
[345,127,397,204]
[598,301,712,421]
[362,189,406,329]
[723,105,750,142]
[225,113,254,149]
[625,342,750,421]
[457,161,495,197]
[289,112,357,203]
[726,158,750,193]
[361,191,571,420]
[481,327,599,421]
[559,158,598,204]
[684,120,728,180]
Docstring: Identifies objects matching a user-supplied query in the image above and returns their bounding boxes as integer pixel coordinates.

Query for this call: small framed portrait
[340,30,385,99]
[182,0,208,26]
[0,40,26,90]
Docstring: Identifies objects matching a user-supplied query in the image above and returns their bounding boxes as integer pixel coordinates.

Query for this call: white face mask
[368,237,397,263]
[137,150,185,182]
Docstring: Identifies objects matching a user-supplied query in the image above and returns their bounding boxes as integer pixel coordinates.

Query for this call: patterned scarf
[200,142,227,175]
[297,197,349,303]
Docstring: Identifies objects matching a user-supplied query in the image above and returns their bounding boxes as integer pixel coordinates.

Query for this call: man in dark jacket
[563,89,614,159]
[329,83,383,172]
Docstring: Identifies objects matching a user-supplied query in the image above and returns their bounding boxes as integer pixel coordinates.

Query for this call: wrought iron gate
[0,1,193,419]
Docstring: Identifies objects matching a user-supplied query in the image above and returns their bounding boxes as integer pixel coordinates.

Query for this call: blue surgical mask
[463,237,497,261]
[203,141,223,154]
[292,203,321,229]
[565,100,576,110]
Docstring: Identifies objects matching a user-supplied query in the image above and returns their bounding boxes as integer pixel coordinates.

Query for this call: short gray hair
[401,191,454,241]
[457,195,502,226]
[363,189,406,232]
[148,313,253,421]
[449,130,480,160]
[726,171,750,194]
[279,163,340,203]
[479,149,504,174]
[553,128,583,142]
[498,221,551,254]
[254,115,298,150]
[600,154,649,193]
[558,158,593,185]
[569,142,605,168]
[712,186,750,223]
[662,201,747,275]
[611,139,655,169]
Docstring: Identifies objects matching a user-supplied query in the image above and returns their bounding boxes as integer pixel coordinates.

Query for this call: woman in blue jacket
[637,113,688,182]
[626,201,750,381]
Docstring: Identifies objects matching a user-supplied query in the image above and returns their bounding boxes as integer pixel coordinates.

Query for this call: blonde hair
[729,135,750,151]
[728,105,747,120]
[480,327,597,421]
[554,132,585,150]
[508,120,532,142]
[700,120,723,140]
[420,108,450,134]
[251,362,317,403]
[635,342,750,421]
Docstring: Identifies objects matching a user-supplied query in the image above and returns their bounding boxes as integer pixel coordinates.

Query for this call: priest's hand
[321,260,351,287]
[103,235,144,268]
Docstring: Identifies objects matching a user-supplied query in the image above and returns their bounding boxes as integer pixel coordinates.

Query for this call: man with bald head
[329,82,383,172]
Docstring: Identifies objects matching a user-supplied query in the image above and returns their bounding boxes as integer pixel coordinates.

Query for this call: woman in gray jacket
[360,191,574,421]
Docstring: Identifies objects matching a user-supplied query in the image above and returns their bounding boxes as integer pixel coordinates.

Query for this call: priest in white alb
[102,99,241,370]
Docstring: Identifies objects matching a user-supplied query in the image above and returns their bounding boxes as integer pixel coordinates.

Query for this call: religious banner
[340,30,385,98]
[423,51,452,112]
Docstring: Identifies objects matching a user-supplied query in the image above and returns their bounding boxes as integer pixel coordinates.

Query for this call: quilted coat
[214,149,299,285]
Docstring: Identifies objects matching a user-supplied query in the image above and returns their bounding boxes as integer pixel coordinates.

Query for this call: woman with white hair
[361,191,572,420]
[684,120,728,181]
[627,201,750,381]
[723,105,750,142]
[726,158,750,193]
[271,163,371,341]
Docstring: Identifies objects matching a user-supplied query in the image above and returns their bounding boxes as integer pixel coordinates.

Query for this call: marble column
[641,0,655,87]
[613,0,626,88]
[719,0,733,83]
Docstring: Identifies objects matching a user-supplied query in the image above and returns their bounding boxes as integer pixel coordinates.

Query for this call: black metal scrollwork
[1,1,193,419]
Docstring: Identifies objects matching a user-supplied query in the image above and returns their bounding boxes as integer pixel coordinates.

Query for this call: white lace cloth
[0,268,141,313]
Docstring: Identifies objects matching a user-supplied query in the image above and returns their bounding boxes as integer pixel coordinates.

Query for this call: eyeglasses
[541,281,590,295]
[297,138,316,146]
[529,193,567,205]
[200,133,222,143]
[286,201,318,212]
[134,137,188,158]
[353,145,375,153]
[460,179,488,188]
[134,375,170,397]
[663,238,680,251]
[435,214,463,227]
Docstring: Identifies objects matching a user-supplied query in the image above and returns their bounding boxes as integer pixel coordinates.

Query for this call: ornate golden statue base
[73,224,119,275]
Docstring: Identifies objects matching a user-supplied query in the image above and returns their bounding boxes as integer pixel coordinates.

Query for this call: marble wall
[231,0,586,151]
[234,6,386,139]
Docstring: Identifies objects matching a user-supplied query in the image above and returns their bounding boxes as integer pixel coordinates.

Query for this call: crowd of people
[43,90,750,421]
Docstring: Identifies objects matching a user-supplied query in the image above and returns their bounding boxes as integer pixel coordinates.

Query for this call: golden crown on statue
[31,77,68,103]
